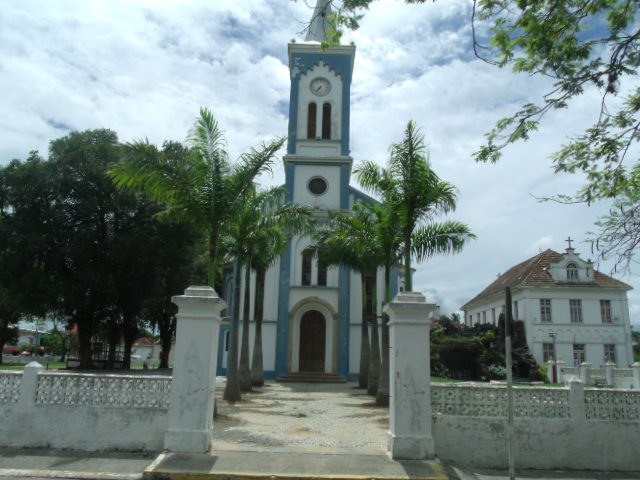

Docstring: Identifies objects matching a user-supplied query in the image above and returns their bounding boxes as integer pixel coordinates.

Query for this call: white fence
[547,361,640,390]
[431,383,640,470]
[0,363,170,451]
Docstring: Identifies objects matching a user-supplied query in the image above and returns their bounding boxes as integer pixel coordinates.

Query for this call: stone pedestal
[605,361,615,386]
[164,286,226,453]
[383,291,437,460]
[632,362,640,390]
[580,362,592,385]
[556,359,565,383]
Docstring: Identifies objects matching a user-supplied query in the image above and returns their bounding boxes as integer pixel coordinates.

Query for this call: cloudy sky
[1,0,638,328]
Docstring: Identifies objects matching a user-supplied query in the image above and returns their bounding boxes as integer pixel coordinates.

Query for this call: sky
[1,0,638,329]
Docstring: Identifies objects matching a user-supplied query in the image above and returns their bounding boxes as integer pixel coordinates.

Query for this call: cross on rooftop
[565,236,574,249]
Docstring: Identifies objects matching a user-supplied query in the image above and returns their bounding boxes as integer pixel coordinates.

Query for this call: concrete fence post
[580,362,591,385]
[164,286,226,453]
[546,360,555,383]
[604,361,615,387]
[383,291,437,460]
[569,379,585,423]
[632,362,640,390]
[556,359,565,383]
[20,362,42,406]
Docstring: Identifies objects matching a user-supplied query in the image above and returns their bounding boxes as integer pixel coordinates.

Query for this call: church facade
[216,2,398,380]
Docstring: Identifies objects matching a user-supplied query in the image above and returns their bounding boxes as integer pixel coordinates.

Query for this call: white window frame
[569,299,583,323]
[543,343,555,363]
[600,299,612,324]
[540,299,552,323]
[604,344,616,364]
[573,344,585,367]
[567,263,578,280]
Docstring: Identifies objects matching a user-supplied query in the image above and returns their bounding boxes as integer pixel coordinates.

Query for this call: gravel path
[213,380,389,454]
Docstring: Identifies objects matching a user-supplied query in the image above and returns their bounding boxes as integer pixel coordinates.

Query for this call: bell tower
[283,0,355,212]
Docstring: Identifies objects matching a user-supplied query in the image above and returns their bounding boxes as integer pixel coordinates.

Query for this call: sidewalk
[1,447,639,480]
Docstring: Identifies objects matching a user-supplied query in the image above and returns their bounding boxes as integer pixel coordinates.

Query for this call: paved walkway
[212,380,389,454]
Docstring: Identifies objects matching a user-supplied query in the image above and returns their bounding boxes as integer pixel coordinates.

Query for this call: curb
[0,468,142,480]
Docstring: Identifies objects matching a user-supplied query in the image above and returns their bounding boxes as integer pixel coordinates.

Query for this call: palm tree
[354,121,476,406]
[249,205,313,386]
[356,120,471,292]
[109,107,284,290]
[225,186,314,397]
[306,201,402,398]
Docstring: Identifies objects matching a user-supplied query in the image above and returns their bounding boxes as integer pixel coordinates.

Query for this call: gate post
[165,286,226,453]
[383,291,437,460]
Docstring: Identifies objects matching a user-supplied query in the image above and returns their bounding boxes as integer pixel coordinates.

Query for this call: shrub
[487,364,507,380]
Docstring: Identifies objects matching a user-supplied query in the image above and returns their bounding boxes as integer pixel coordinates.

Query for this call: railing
[431,384,570,419]
[585,389,640,422]
[0,371,22,403]
[35,372,171,409]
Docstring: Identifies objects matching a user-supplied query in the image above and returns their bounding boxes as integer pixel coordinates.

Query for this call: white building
[216,0,398,380]
[461,246,634,368]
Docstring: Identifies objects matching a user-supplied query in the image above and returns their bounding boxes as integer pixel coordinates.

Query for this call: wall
[0,366,170,451]
[430,383,640,471]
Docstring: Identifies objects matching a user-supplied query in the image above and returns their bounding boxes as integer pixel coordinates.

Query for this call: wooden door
[299,310,326,372]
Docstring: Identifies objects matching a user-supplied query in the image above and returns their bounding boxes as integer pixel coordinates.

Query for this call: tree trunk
[223,261,242,403]
[107,321,119,369]
[158,318,173,369]
[239,262,252,392]
[367,272,380,396]
[122,316,138,370]
[0,342,4,364]
[376,264,391,407]
[358,272,370,389]
[77,321,93,370]
[208,231,219,290]
[251,269,266,387]
[403,231,412,292]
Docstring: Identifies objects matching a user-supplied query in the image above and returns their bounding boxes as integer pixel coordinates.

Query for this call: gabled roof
[460,249,632,310]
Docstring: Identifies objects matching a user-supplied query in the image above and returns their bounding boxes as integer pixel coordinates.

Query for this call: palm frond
[411,221,476,262]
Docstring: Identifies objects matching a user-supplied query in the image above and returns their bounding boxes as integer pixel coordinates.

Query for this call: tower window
[308,177,327,195]
[322,103,331,139]
[302,252,312,286]
[566,263,578,280]
[317,257,327,286]
[307,103,317,139]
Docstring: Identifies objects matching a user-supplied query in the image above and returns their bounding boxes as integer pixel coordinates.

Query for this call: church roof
[305,0,332,43]
[460,249,632,310]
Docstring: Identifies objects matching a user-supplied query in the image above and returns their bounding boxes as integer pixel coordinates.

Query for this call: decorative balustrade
[35,372,171,409]
[0,372,22,403]
[585,389,640,422]
[431,384,570,419]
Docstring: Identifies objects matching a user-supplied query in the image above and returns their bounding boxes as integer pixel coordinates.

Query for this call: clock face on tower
[310,77,331,97]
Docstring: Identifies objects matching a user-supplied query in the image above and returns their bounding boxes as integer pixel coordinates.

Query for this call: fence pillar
[164,286,226,453]
[569,378,585,422]
[580,362,591,385]
[632,362,640,390]
[556,359,565,383]
[546,360,555,383]
[20,362,42,406]
[605,361,615,386]
[383,291,437,460]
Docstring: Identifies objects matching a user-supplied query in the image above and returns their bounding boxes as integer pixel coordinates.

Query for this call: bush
[487,364,507,380]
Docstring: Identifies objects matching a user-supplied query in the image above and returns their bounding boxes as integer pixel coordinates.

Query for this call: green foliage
[486,364,507,380]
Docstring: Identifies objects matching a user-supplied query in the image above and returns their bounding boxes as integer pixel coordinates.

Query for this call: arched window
[307,103,317,139]
[566,263,578,280]
[302,251,312,286]
[322,103,331,139]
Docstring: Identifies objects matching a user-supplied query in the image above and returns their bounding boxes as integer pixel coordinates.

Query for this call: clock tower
[274,0,356,378]
[283,0,355,211]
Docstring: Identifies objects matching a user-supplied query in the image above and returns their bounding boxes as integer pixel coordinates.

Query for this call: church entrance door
[298,310,326,372]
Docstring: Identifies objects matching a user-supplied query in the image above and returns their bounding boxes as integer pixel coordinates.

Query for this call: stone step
[277,372,347,383]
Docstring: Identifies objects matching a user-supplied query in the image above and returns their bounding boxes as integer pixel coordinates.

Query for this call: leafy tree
[110,108,285,290]
[328,0,640,270]
[0,289,20,364]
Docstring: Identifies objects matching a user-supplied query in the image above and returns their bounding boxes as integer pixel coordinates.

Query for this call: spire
[305,0,332,42]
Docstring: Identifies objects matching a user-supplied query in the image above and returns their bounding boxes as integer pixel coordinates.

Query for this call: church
[216,1,399,380]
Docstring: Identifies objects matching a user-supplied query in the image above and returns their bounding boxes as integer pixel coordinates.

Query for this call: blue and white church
[218,0,398,381]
